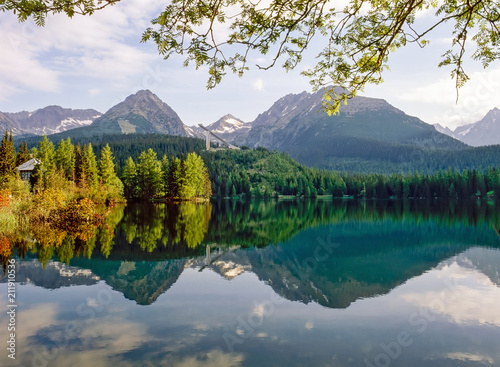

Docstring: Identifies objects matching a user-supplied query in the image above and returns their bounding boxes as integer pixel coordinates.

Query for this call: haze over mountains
[434,107,500,146]
[4,89,499,172]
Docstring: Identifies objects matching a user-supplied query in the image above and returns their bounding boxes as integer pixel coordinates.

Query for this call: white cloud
[401,262,500,327]
[0,0,165,106]
[252,78,264,91]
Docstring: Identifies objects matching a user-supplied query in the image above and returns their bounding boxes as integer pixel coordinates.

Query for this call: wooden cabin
[16,158,40,181]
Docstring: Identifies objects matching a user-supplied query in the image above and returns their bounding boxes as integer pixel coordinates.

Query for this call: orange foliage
[31,224,67,249]
[0,235,12,258]
[54,198,98,241]
[0,189,12,208]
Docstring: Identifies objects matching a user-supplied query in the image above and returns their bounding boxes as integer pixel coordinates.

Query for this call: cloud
[401,262,500,327]
[252,78,264,91]
[395,68,500,127]
[0,0,166,104]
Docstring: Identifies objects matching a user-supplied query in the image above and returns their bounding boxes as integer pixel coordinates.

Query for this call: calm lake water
[1,199,500,367]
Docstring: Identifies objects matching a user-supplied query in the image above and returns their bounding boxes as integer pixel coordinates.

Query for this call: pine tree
[15,141,30,167]
[122,157,138,198]
[99,144,117,185]
[82,143,98,191]
[99,144,123,199]
[136,149,163,199]
[166,157,180,198]
[74,143,83,184]
[0,130,16,180]
[31,135,55,190]
[54,138,75,180]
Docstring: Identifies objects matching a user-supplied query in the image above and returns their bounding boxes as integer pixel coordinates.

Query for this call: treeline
[21,133,206,175]
[288,135,500,174]
[201,148,500,199]
[341,167,500,199]
[1,131,123,201]
[200,148,346,198]
[121,150,211,200]
[9,132,500,200]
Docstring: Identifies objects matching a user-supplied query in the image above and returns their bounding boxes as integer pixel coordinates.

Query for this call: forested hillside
[12,133,500,200]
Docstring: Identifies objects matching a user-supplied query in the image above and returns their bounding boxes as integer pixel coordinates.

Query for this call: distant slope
[434,108,500,147]
[0,111,19,134]
[1,106,100,136]
[49,90,188,139]
[458,108,500,146]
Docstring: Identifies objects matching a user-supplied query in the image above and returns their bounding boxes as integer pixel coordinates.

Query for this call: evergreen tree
[99,144,123,199]
[136,149,163,199]
[82,143,99,191]
[99,144,117,185]
[0,130,16,180]
[31,135,55,190]
[74,143,83,184]
[122,157,138,198]
[166,157,180,198]
[54,138,75,180]
[15,141,30,167]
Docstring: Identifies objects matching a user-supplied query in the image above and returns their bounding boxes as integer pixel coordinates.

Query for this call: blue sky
[1,0,498,129]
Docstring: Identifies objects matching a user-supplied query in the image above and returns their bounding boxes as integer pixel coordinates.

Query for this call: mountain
[205,114,251,141]
[456,108,500,146]
[46,90,188,139]
[87,89,188,136]
[0,111,19,134]
[0,106,100,136]
[227,89,467,172]
[434,108,500,147]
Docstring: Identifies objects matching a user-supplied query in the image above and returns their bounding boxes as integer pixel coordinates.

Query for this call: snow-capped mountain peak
[207,114,250,134]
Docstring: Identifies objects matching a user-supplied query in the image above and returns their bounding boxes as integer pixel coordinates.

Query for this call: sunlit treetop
[3,0,500,113]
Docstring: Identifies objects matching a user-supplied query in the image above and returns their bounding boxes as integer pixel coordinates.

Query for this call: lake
[1,199,500,367]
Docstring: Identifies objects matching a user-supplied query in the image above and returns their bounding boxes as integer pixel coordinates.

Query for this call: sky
[0,0,499,130]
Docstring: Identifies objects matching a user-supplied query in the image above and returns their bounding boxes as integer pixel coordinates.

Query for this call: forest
[5,132,500,201]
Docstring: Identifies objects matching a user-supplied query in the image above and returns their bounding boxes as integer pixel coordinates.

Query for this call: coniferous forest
[4,132,500,201]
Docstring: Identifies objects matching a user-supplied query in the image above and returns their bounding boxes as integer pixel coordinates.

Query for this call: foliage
[31,187,67,221]
[53,198,98,240]
[1,0,119,26]
[123,150,212,200]
[97,144,124,202]
[31,135,56,191]
[81,143,99,192]
[341,166,500,199]
[201,148,346,198]
[0,130,16,183]
[54,137,75,180]
[136,149,164,199]
[140,0,500,112]
[15,141,30,167]
[9,0,500,110]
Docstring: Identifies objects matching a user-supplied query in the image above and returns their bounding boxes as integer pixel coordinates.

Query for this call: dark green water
[1,199,500,366]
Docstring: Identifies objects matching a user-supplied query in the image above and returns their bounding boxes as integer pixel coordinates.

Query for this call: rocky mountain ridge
[0,105,101,136]
[435,107,500,146]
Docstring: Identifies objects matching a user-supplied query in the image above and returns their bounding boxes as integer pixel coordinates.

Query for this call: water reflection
[0,199,500,366]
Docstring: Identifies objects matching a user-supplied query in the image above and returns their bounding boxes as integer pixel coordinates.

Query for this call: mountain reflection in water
[1,199,499,367]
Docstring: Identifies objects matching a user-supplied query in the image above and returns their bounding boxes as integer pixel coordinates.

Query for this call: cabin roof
[16,158,40,171]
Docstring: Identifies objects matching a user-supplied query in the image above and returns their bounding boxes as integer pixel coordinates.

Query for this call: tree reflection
[2,199,500,271]
[120,202,212,252]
